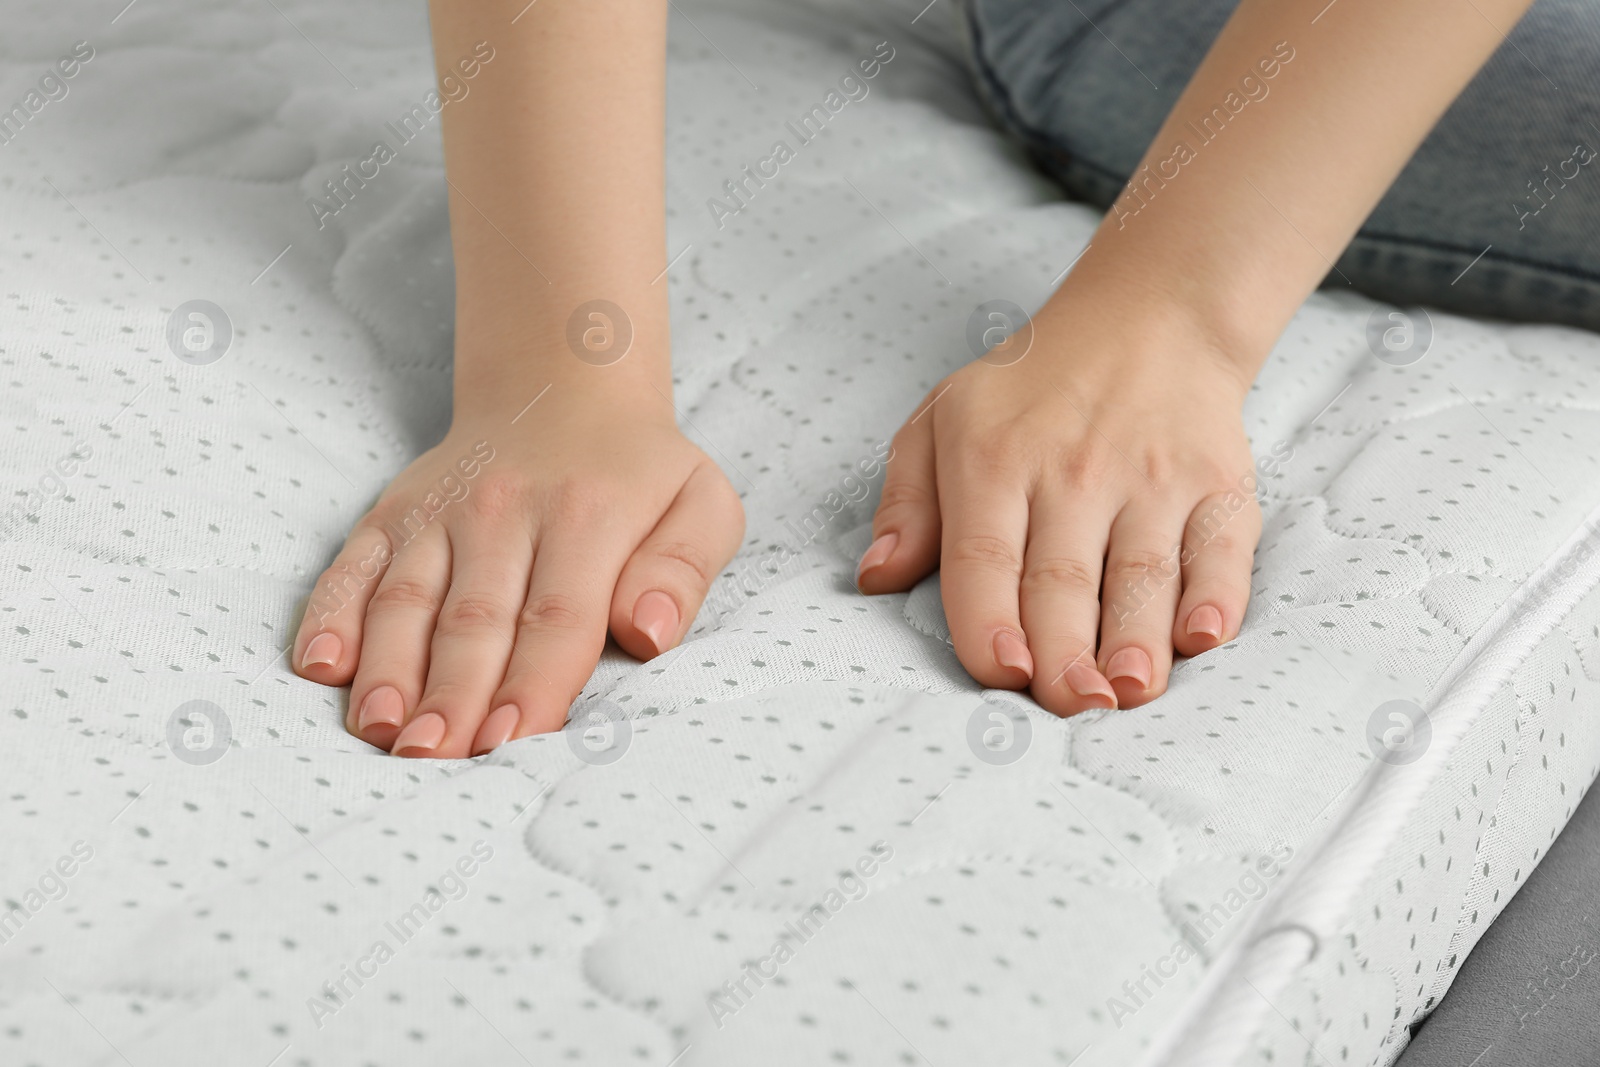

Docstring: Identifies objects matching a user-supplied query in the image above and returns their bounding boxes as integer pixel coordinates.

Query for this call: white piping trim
[1141,502,1600,1067]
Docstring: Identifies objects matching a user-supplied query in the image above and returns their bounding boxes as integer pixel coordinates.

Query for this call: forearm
[1055,0,1535,379]
[428,0,672,411]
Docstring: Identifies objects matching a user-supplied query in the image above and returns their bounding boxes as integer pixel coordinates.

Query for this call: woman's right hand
[289,383,744,759]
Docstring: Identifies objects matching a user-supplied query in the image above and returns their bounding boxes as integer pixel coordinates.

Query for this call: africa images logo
[306,42,496,230]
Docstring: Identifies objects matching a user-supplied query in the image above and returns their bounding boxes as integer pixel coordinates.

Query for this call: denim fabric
[960,0,1600,331]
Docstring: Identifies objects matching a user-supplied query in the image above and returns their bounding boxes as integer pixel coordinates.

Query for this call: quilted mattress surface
[4,1,1600,1065]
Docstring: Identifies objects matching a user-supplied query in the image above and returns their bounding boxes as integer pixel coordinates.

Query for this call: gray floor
[1397,779,1600,1066]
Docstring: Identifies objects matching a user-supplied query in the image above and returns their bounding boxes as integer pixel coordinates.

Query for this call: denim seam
[1346,230,1600,290]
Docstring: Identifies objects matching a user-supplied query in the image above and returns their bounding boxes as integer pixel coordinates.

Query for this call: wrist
[451,353,676,425]
[1052,213,1300,390]
[450,277,675,421]
[1035,266,1259,406]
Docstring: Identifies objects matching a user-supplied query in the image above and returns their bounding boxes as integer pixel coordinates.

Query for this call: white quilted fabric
[4,1,1600,1065]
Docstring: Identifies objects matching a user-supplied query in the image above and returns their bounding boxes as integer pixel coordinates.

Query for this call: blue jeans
[960,0,1600,331]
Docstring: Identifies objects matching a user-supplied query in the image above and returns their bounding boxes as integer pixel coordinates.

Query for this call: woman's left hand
[857,290,1263,714]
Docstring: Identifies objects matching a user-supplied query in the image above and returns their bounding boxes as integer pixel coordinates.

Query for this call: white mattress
[5,1,1600,1064]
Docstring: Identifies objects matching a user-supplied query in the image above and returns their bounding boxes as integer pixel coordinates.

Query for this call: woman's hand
[291,384,743,758]
[859,0,1544,717]
[858,293,1261,714]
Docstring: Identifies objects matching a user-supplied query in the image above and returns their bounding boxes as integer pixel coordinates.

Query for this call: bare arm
[863,0,1540,716]
[1064,0,1538,374]
[293,1,747,759]
[429,0,673,408]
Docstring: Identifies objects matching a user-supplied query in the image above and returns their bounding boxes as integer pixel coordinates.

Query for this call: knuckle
[877,478,934,515]
[1186,500,1260,553]
[649,539,715,587]
[1107,547,1180,586]
[517,591,588,632]
[968,434,1029,476]
[1023,554,1099,592]
[461,471,530,521]
[1185,505,1234,543]
[549,478,615,521]
[436,592,515,633]
[321,560,365,591]
[948,533,1023,573]
[368,576,443,616]
[345,519,396,562]
[1192,528,1243,557]
[1058,447,1114,492]
[1133,451,1179,487]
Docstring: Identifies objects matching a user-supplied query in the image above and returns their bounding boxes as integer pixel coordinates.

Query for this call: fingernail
[1187,605,1224,640]
[300,632,341,670]
[631,590,680,656]
[356,685,405,731]
[1104,647,1153,689]
[392,712,447,757]
[855,531,899,584]
[992,629,1034,680]
[1064,662,1117,708]
[472,704,520,757]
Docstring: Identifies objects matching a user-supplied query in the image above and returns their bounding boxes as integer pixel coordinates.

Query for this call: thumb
[857,404,941,594]
[610,461,745,658]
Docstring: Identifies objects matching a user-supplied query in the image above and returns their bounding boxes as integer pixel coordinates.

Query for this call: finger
[936,450,1034,690]
[393,521,536,759]
[857,398,940,594]
[1020,490,1118,716]
[609,462,745,661]
[292,521,393,686]
[346,525,451,751]
[1173,488,1262,658]
[1096,497,1187,708]
[476,514,637,753]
